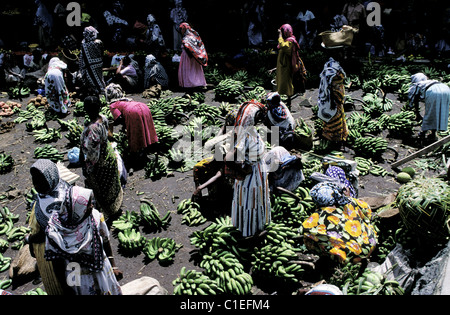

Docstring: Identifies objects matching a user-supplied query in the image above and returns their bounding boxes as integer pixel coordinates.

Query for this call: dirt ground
[0,81,444,296]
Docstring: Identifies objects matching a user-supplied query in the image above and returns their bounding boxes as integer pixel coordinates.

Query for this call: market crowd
[0,0,448,295]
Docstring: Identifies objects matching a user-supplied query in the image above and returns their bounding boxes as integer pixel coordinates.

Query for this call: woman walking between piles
[45,186,123,295]
[226,100,271,238]
[178,22,208,92]
[45,57,71,116]
[276,24,307,107]
[408,72,450,144]
[79,96,123,222]
[79,26,106,96]
[317,42,349,149]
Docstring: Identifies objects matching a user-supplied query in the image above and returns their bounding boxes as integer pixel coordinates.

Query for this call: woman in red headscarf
[178,22,208,91]
[275,24,306,106]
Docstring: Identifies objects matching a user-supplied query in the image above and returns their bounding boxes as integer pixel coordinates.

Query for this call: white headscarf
[408,72,438,104]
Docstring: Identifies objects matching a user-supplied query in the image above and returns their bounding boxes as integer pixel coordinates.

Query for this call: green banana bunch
[396,83,411,102]
[200,250,253,295]
[361,78,382,94]
[147,107,167,127]
[13,104,38,124]
[251,241,304,283]
[386,111,417,135]
[343,269,404,295]
[369,164,389,177]
[0,153,14,174]
[192,103,222,122]
[23,288,47,295]
[0,238,8,253]
[1,206,20,223]
[177,199,207,227]
[0,279,12,290]
[294,117,313,138]
[239,86,266,103]
[33,128,62,143]
[263,222,299,246]
[361,93,393,116]
[112,210,140,232]
[271,193,310,228]
[63,119,84,146]
[144,157,168,180]
[25,188,38,210]
[355,156,373,176]
[215,78,245,101]
[6,226,30,250]
[190,216,248,259]
[139,199,171,231]
[218,102,238,117]
[172,267,224,295]
[34,144,65,162]
[8,85,30,98]
[143,236,182,264]
[25,110,47,131]
[73,101,85,116]
[0,252,12,273]
[117,228,146,253]
[352,136,388,158]
[0,219,14,236]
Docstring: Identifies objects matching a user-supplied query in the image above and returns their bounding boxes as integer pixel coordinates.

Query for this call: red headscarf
[278,24,305,75]
[179,22,208,66]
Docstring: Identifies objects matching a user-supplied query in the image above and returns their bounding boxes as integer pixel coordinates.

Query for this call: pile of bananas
[355,157,389,177]
[25,110,47,131]
[6,226,30,250]
[192,103,222,123]
[0,218,14,236]
[33,128,61,143]
[271,193,310,228]
[34,145,65,162]
[117,228,146,253]
[240,86,266,103]
[148,107,167,127]
[251,241,304,283]
[177,199,207,226]
[0,153,14,174]
[8,85,30,99]
[0,253,11,273]
[112,210,140,232]
[60,119,84,146]
[0,239,8,253]
[382,74,411,91]
[214,78,245,101]
[352,136,388,158]
[23,288,47,295]
[361,93,393,116]
[173,267,224,295]
[14,104,39,124]
[361,78,382,94]
[73,101,85,116]
[190,216,247,259]
[218,102,238,117]
[343,269,404,295]
[396,83,411,102]
[201,250,253,295]
[263,222,299,247]
[143,236,182,264]
[139,199,171,231]
[386,111,417,136]
[144,156,168,180]
[153,124,178,152]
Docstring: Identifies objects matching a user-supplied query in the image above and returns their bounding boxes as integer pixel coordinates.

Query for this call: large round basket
[396,177,450,242]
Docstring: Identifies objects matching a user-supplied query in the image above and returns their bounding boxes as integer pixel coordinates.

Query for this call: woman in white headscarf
[409,72,450,141]
[145,14,166,56]
[45,186,123,295]
[45,57,71,115]
[34,0,54,49]
[170,0,188,51]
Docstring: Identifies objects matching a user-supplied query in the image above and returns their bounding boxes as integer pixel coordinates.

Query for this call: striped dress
[230,101,271,237]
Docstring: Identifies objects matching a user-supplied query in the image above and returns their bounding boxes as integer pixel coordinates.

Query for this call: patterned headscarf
[266,92,288,120]
[30,159,71,229]
[45,186,104,271]
[83,26,99,43]
[180,22,208,66]
[317,57,346,122]
[310,182,351,207]
[325,166,356,198]
[278,24,303,74]
[105,83,132,103]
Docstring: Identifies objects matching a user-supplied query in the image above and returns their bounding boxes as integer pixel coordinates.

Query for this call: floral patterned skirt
[302,198,377,264]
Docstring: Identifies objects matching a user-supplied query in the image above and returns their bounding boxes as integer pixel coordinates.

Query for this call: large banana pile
[117,228,146,253]
[355,156,389,177]
[112,210,140,231]
[177,198,207,226]
[214,78,245,101]
[33,128,61,143]
[34,144,65,162]
[342,269,404,295]
[271,190,313,228]
[173,267,224,295]
[144,156,168,180]
[201,250,253,295]
[386,110,417,136]
[143,236,182,264]
[352,136,388,158]
[139,199,171,231]
[58,118,84,146]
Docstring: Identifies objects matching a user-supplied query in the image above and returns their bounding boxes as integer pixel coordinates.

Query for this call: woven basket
[396,178,450,242]
[319,26,357,47]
